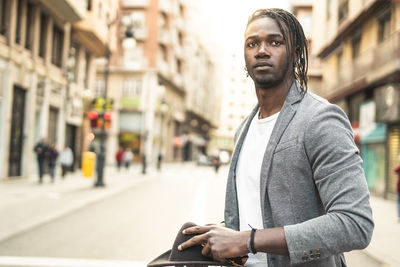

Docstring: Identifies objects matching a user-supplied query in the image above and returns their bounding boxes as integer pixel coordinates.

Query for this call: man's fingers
[182,225,212,235]
[201,243,212,258]
[178,233,208,251]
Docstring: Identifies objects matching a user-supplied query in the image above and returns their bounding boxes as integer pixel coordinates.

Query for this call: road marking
[0,256,147,267]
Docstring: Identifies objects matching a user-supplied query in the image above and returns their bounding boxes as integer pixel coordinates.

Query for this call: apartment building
[97,0,218,164]
[315,0,400,198]
[211,52,257,155]
[0,0,118,180]
[290,0,323,94]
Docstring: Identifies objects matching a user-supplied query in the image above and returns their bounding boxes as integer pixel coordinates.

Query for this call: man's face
[244,17,290,88]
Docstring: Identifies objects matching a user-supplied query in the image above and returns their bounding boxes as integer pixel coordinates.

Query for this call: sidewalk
[364,196,400,267]
[0,164,159,243]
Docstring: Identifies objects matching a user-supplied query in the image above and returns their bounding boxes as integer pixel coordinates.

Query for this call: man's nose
[256,42,270,58]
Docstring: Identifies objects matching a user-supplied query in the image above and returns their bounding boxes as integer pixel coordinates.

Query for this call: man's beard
[253,71,287,89]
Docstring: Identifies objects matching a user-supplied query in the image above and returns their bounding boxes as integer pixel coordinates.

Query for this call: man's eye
[271,40,282,46]
[247,41,257,48]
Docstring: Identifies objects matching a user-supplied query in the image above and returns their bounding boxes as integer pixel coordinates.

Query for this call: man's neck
[255,79,293,119]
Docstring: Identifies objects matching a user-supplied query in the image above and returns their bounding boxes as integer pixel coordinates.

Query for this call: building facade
[315,0,400,198]
[290,0,323,94]
[0,0,118,181]
[96,0,218,165]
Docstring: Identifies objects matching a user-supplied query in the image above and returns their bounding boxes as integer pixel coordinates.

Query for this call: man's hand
[177,224,249,261]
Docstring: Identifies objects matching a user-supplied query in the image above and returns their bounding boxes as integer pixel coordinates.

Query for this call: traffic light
[104,112,112,130]
[88,111,98,128]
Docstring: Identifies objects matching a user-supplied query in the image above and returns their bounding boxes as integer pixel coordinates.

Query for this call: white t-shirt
[236,110,279,267]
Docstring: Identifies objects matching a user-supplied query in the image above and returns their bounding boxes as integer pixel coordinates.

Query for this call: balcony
[175,17,185,31]
[157,60,171,78]
[41,0,85,22]
[173,74,183,88]
[133,28,148,40]
[323,31,400,100]
[121,0,149,8]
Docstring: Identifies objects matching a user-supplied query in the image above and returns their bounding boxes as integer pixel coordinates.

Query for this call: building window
[66,42,79,82]
[159,44,168,62]
[39,12,48,58]
[352,35,361,59]
[84,51,91,88]
[98,1,102,18]
[179,4,184,17]
[51,24,64,67]
[378,10,391,43]
[178,31,183,46]
[122,79,142,97]
[159,12,168,29]
[326,0,331,20]
[176,59,182,74]
[95,79,105,97]
[0,0,10,38]
[15,0,23,44]
[297,8,312,35]
[86,0,92,11]
[337,49,343,74]
[25,2,35,50]
[338,0,348,24]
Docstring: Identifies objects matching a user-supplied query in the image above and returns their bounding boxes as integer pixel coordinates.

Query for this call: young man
[178,8,373,266]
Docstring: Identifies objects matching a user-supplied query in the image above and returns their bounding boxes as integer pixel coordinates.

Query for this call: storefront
[375,83,400,198]
[360,123,386,196]
[359,100,386,196]
[118,111,142,162]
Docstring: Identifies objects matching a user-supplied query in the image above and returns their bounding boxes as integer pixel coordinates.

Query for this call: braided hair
[246,8,309,91]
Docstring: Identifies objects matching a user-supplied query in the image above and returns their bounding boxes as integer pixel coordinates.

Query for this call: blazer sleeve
[283,103,374,264]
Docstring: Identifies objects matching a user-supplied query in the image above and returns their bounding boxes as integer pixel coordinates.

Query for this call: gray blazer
[224,81,374,267]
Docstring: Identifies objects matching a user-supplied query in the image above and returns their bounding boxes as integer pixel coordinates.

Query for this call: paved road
[0,164,386,266]
[0,165,227,264]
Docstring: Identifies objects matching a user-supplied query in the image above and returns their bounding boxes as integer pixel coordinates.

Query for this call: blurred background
[0,0,399,266]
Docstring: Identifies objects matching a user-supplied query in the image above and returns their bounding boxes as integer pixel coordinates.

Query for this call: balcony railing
[323,30,400,98]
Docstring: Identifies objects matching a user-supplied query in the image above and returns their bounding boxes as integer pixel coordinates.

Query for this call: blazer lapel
[259,81,305,227]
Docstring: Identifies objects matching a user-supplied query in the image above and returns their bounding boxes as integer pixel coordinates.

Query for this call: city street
[0,164,391,266]
[0,164,226,265]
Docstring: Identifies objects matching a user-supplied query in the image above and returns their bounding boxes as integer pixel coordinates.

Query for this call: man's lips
[253,62,273,69]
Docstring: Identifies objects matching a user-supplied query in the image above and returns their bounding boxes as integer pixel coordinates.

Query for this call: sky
[189,0,290,71]
[198,0,289,52]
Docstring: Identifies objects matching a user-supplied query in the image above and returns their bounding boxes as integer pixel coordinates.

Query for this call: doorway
[8,86,26,177]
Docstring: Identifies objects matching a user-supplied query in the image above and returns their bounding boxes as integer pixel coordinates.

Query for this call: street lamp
[158,99,169,170]
[94,16,136,187]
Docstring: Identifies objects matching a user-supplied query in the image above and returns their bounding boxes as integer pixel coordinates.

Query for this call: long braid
[246,8,309,91]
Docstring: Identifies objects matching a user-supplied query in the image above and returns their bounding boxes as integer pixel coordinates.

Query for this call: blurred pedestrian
[212,155,220,173]
[34,137,48,184]
[157,153,163,171]
[60,145,73,179]
[123,148,133,170]
[47,144,59,183]
[142,154,147,174]
[394,157,400,223]
[116,147,124,171]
